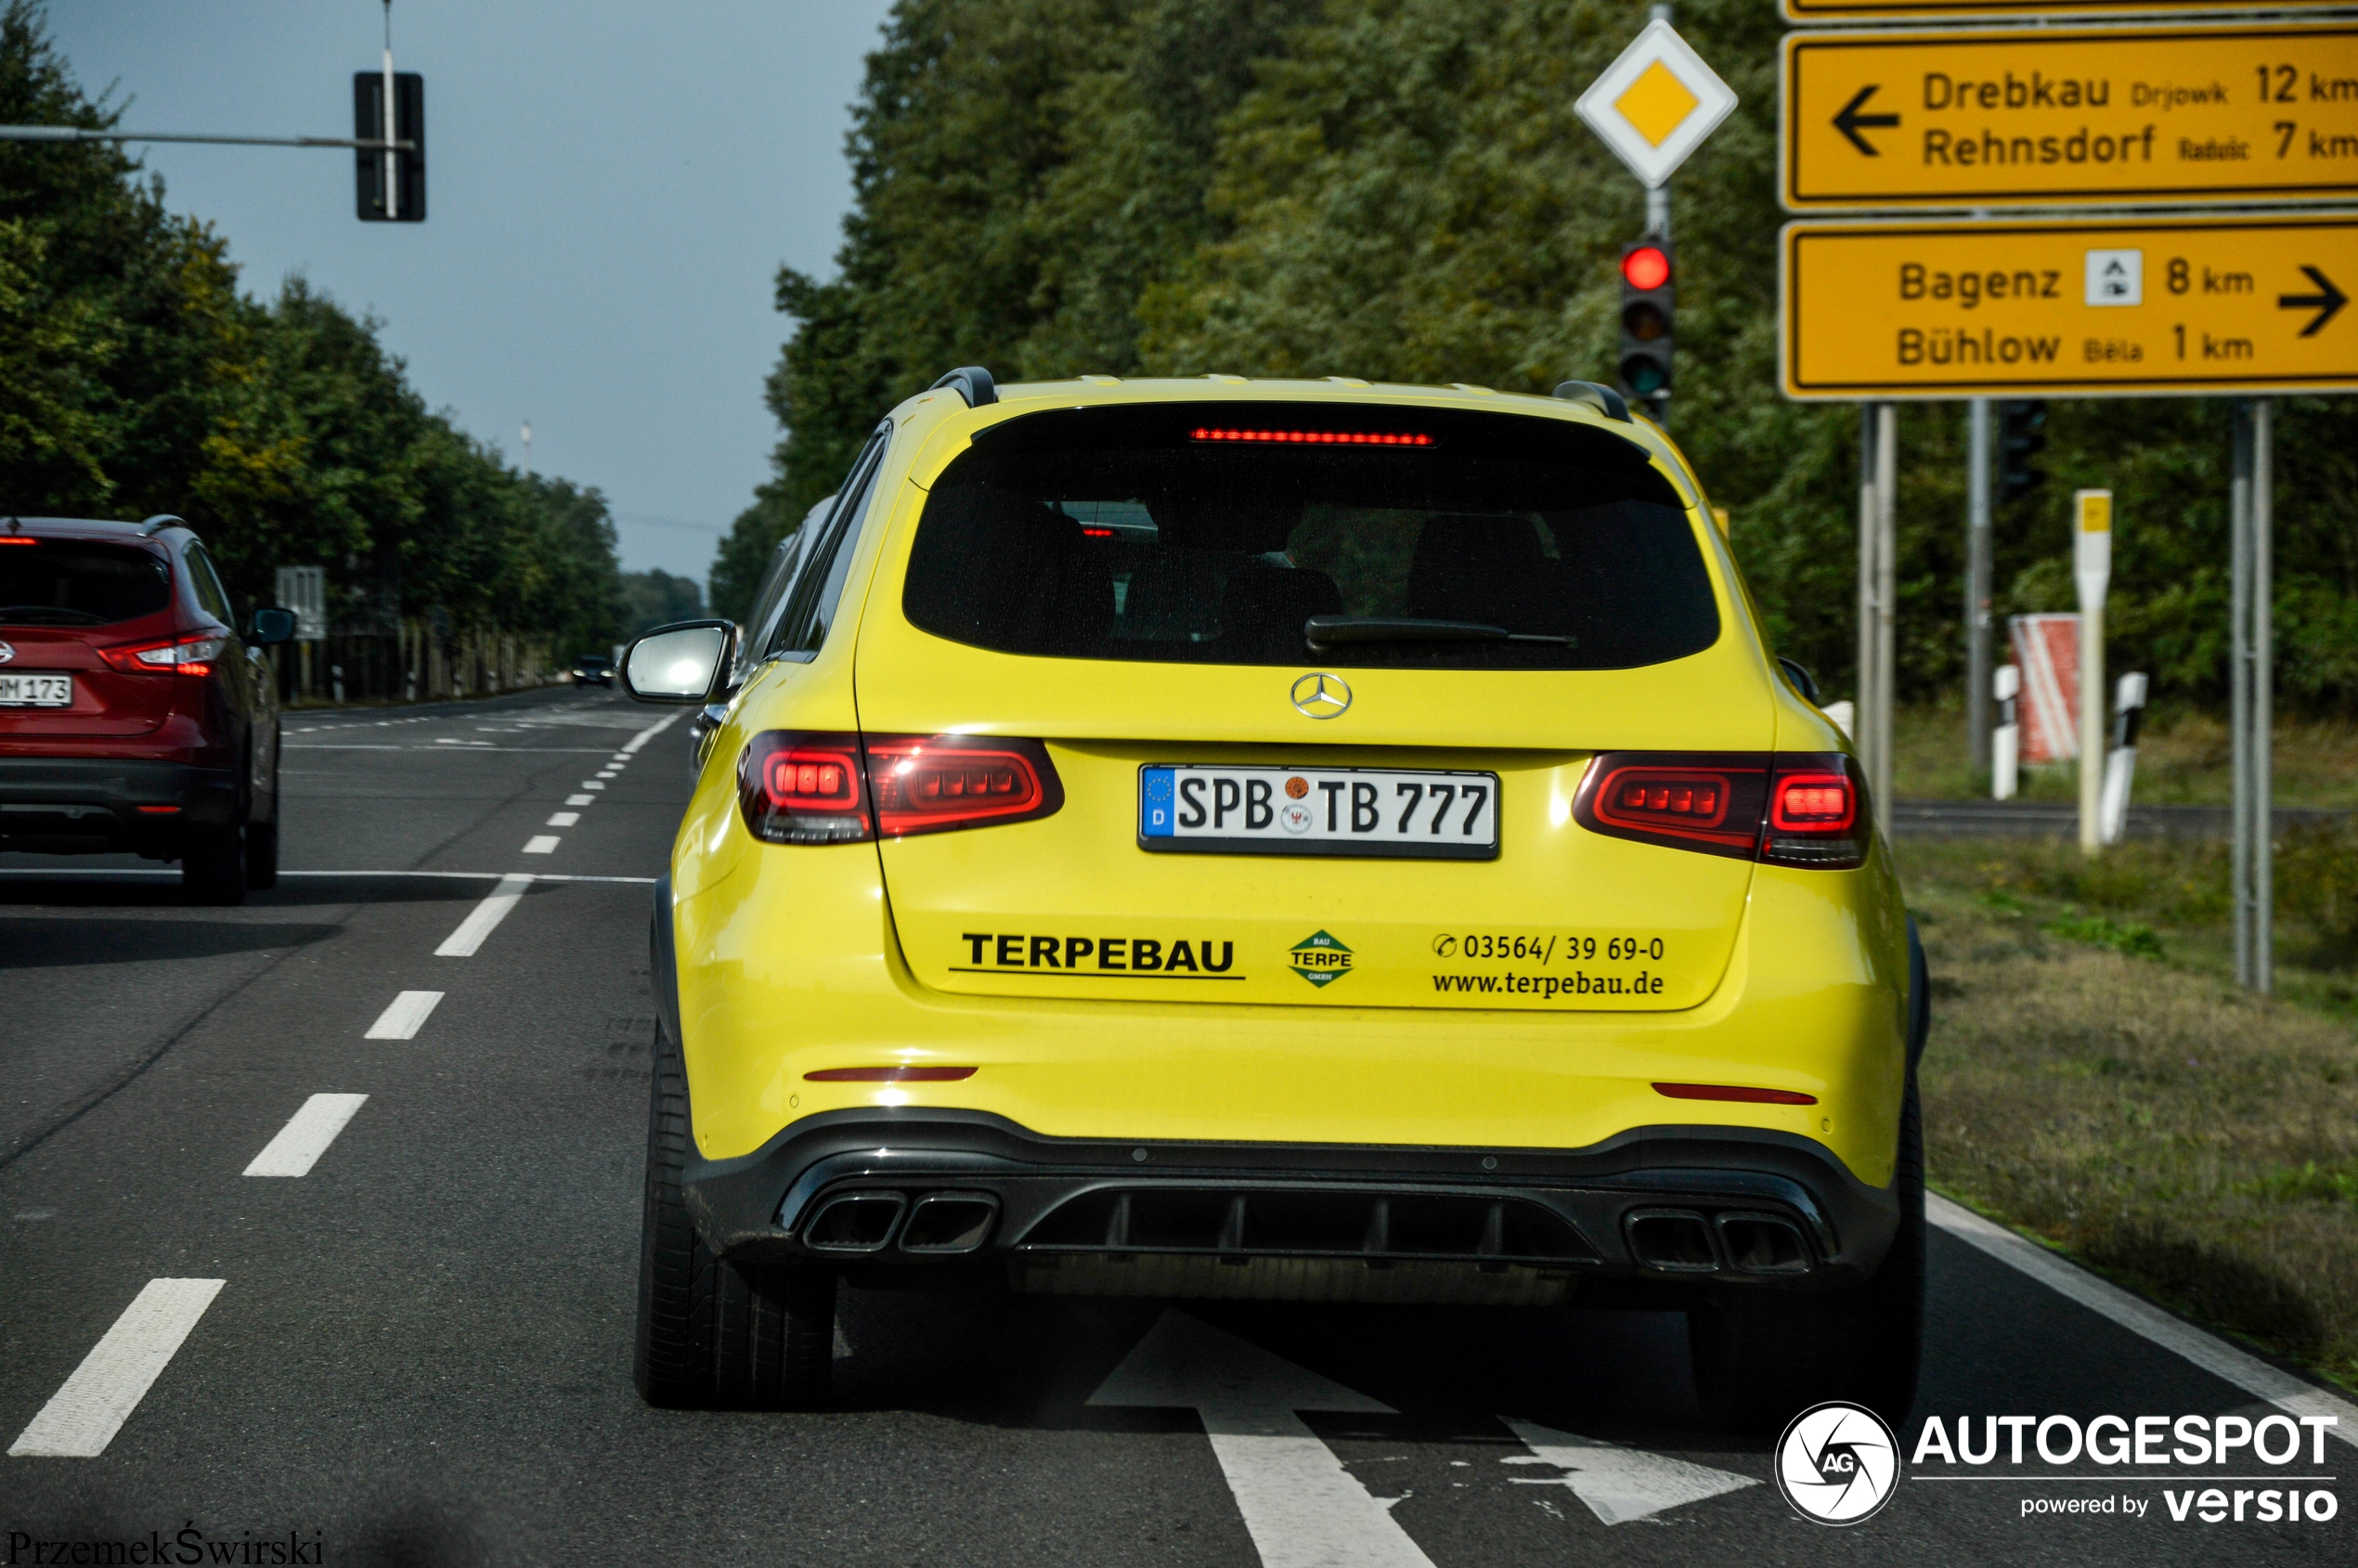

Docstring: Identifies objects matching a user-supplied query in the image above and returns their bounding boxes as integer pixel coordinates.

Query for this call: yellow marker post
[2075,490,2113,854]
[1782,24,2358,212]
[1781,214,2358,400]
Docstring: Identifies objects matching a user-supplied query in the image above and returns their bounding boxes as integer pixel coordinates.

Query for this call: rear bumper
[680,1106,1902,1299]
[0,757,238,855]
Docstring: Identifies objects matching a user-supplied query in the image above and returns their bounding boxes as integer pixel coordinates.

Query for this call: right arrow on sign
[2280,266,2349,338]
[1831,84,1897,157]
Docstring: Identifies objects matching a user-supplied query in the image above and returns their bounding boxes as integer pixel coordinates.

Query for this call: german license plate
[0,673,71,707]
[1139,764,1499,860]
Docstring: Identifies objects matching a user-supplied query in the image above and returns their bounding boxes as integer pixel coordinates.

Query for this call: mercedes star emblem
[1289,671,1351,719]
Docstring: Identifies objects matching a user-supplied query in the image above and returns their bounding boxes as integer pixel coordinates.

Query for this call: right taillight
[737,731,1063,845]
[1574,751,1867,870]
[1760,754,1866,868]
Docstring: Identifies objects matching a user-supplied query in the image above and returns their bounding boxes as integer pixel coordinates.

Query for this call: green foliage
[622,567,705,637]
[2241,1160,2358,1205]
[0,4,617,654]
[2278,819,2358,968]
[745,0,2358,716]
[2043,913,2166,961]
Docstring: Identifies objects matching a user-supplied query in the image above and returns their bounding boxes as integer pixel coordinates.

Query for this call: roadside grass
[1902,835,2358,1391]
[1893,700,2358,810]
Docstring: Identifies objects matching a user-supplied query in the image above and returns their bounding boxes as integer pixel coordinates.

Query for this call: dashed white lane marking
[580,781,605,791]
[595,771,618,780]
[1090,1310,1434,1568]
[1499,1419,1753,1524]
[434,874,535,956]
[364,990,445,1040]
[545,811,580,826]
[565,794,593,806]
[523,835,561,855]
[243,1094,369,1177]
[621,711,682,754]
[8,1279,225,1458]
[1929,1194,2358,1447]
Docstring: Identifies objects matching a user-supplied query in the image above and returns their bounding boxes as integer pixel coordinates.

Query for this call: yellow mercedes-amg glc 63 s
[620,369,1927,1432]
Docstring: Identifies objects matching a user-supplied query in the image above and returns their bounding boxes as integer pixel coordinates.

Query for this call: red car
[0,514,293,902]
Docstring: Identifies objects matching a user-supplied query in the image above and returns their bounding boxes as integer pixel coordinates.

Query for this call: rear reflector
[1574,751,1867,870]
[804,1066,978,1082]
[136,805,180,815]
[1652,1082,1819,1106]
[0,536,35,546]
[739,731,1062,846]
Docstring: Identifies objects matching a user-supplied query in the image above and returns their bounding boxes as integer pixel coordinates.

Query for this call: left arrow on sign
[1088,1309,1435,1568]
[1832,84,1898,157]
[2279,266,2349,337]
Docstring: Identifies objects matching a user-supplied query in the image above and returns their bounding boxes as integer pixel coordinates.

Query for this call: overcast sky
[46,0,896,585]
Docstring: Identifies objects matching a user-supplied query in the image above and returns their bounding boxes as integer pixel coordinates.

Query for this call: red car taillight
[1574,752,1867,870]
[98,630,227,678]
[738,732,1063,845]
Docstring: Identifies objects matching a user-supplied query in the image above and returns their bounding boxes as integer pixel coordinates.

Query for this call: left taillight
[98,630,227,678]
[737,732,1062,846]
[1573,752,1867,870]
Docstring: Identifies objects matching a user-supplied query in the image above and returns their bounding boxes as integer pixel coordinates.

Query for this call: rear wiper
[1303,616,1570,649]
[0,606,106,626]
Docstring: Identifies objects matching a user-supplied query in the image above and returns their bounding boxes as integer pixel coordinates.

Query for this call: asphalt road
[3,685,2352,1565]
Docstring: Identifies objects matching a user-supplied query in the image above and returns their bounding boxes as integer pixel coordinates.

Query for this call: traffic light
[354,71,425,221]
[1998,399,2048,504]
[1617,240,1674,408]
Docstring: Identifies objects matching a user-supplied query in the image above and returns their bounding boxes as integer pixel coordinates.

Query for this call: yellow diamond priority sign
[1576,19,1740,189]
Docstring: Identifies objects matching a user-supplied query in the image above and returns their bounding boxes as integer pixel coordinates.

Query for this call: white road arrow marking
[1087,1310,1434,1568]
[1500,1417,1756,1524]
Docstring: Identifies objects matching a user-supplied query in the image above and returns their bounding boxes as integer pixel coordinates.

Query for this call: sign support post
[2232,401,2274,991]
[2073,489,2112,853]
[1966,397,1992,775]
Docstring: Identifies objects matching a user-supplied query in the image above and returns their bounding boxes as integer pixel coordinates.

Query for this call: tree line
[718,0,2358,716]
[0,3,624,662]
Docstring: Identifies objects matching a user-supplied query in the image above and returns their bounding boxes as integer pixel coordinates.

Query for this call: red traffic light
[1621,244,1670,291]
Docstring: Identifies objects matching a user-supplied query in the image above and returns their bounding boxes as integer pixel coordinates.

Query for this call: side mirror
[1777,656,1821,704]
[251,607,297,647]
[621,619,735,705]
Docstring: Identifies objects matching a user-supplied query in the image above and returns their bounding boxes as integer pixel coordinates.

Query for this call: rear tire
[1689,1085,1924,1435]
[182,823,247,906]
[634,1019,834,1409]
[244,816,279,891]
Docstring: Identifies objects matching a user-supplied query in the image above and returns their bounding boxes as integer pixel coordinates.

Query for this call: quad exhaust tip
[1624,1207,1815,1276]
[801,1188,999,1254]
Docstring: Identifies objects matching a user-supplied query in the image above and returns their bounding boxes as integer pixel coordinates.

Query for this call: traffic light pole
[1966,397,1993,776]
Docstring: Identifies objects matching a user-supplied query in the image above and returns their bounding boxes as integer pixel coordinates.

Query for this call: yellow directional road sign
[1784,0,2351,21]
[1782,24,2358,210]
[1781,214,2358,399]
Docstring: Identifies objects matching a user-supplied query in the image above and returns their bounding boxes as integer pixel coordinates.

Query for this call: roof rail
[928,366,998,408]
[1550,382,1630,422]
[136,513,186,536]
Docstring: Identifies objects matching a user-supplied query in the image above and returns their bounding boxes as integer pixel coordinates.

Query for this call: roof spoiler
[929,367,998,408]
[136,513,186,536]
[1550,381,1630,422]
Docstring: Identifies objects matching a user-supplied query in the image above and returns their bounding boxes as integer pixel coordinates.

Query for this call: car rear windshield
[901,402,1718,670]
[0,539,173,628]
